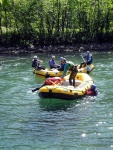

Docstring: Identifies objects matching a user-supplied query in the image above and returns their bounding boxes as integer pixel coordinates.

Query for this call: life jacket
[45,77,62,85]
[49,59,56,68]
[68,61,74,70]
[86,90,95,96]
[86,89,98,96]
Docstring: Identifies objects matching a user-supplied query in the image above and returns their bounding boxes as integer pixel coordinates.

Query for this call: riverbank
[0,43,113,55]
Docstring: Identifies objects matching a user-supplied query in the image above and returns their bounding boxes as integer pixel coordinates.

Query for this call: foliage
[0,0,113,47]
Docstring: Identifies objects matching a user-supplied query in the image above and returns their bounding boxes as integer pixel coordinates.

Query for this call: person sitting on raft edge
[49,55,59,69]
[32,56,43,69]
[61,58,78,88]
[79,51,93,73]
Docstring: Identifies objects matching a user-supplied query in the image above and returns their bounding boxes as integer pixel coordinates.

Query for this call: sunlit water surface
[0,52,113,150]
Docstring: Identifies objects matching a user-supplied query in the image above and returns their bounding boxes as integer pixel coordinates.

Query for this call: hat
[33,56,37,59]
[52,55,55,59]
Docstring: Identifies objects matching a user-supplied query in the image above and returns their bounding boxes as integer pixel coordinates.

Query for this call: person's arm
[32,61,34,67]
[61,64,65,71]
[32,60,37,68]
[94,88,98,96]
[49,60,53,68]
[62,64,69,77]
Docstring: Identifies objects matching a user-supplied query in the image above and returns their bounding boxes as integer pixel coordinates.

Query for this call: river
[0,51,113,149]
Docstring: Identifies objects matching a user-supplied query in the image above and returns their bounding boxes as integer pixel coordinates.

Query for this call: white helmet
[33,56,37,59]
[52,55,55,59]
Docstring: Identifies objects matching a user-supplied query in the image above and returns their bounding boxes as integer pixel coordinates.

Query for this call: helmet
[60,57,64,61]
[91,84,96,90]
[86,51,90,55]
[33,56,37,59]
[84,51,90,57]
[52,55,55,59]
[63,58,66,61]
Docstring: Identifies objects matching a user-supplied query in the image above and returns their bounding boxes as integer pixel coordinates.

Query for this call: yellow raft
[77,64,94,73]
[33,64,94,78]
[38,73,94,100]
[33,68,70,78]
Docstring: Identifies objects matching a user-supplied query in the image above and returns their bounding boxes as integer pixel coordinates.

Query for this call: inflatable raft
[33,64,94,78]
[33,68,70,78]
[38,73,94,100]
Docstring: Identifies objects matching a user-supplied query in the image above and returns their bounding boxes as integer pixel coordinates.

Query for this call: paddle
[81,55,86,64]
[32,87,40,92]
[32,79,56,92]
[32,77,65,92]
[81,55,90,73]
[32,78,56,92]
[32,83,45,92]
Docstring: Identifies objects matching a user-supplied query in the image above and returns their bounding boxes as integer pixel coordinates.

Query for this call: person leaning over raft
[61,58,78,88]
[79,51,93,70]
[49,55,59,69]
[32,56,42,69]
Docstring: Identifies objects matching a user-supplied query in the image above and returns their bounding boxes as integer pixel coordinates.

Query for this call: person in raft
[61,58,78,88]
[32,55,43,69]
[49,55,59,69]
[58,57,65,71]
[79,51,93,72]
[86,84,98,96]
[32,76,63,92]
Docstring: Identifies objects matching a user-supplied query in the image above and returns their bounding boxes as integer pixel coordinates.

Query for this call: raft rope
[45,79,94,93]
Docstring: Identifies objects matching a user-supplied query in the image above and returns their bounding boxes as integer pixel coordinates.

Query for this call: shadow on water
[38,98,81,111]
[38,95,98,111]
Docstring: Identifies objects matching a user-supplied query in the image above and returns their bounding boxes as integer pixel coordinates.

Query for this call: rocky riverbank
[0,43,113,55]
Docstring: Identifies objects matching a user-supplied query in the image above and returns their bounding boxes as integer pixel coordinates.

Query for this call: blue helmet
[83,51,90,57]
[91,84,96,90]
[86,51,90,54]
[60,57,64,61]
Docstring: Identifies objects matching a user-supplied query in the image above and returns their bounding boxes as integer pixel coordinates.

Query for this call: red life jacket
[86,90,95,96]
[45,77,61,85]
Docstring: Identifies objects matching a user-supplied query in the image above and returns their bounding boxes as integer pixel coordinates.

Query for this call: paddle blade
[32,87,40,92]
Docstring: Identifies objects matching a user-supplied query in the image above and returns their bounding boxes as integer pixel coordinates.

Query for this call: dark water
[0,52,113,150]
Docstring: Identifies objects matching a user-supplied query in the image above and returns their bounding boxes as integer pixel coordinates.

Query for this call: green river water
[0,51,113,150]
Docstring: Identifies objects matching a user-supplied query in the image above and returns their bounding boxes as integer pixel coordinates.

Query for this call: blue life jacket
[84,54,93,64]
[59,63,65,71]
[49,59,56,69]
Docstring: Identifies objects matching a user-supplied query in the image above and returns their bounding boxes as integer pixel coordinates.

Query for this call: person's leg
[79,62,85,68]
[69,71,73,86]
[72,72,77,87]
